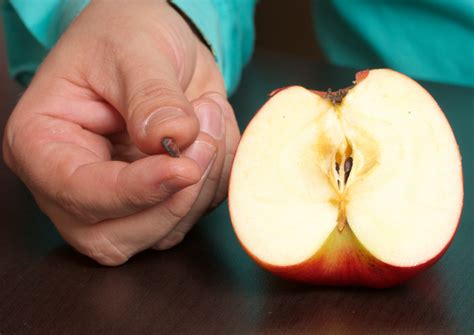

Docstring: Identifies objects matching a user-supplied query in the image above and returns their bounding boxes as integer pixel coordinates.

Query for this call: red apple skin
[355,69,370,83]
[230,203,462,288]
[229,69,463,288]
[238,224,460,289]
[269,86,293,97]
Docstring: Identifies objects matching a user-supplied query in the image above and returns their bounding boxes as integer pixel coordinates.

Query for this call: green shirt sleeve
[171,0,256,94]
[1,0,90,86]
[312,0,474,87]
[1,0,256,93]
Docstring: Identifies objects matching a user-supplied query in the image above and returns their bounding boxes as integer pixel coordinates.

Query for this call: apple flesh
[228,69,463,288]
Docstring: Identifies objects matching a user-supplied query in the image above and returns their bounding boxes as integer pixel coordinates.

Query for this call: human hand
[2,0,240,265]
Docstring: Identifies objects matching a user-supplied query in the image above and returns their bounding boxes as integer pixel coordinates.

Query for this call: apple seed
[344,157,353,183]
[161,137,180,158]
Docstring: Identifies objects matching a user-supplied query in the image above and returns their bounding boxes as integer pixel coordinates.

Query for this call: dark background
[255,0,325,61]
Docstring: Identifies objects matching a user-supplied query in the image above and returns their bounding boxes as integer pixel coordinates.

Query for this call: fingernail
[184,140,216,174]
[144,107,187,135]
[195,103,224,139]
[161,176,195,194]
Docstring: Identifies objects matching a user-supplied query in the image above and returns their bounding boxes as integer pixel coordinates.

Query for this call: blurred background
[255,0,325,62]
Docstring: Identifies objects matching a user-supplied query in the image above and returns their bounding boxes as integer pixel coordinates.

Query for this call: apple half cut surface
[228,69,463,288]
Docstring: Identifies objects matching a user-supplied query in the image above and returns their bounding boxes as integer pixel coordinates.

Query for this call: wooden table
[1,51,473,334]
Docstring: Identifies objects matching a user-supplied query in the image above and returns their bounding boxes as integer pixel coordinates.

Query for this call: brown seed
[344,157,353,183]
[161,137,180,158]
[344,157,353,173]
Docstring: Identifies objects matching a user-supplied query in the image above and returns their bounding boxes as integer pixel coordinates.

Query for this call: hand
[2,0,240,265]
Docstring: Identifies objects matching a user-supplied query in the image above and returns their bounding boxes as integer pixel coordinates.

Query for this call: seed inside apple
[228,69,463,288]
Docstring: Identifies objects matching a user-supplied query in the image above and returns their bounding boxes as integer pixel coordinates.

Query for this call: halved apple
[228,69,463,288]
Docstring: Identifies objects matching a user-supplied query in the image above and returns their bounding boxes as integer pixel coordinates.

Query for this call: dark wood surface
[0,51,473,335]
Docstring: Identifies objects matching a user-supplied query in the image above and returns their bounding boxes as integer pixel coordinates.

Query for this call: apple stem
[161,137,180,158]
[325,87,353,105]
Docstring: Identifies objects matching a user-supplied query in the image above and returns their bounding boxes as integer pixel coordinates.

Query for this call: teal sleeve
[171,0,257,95]
[312,0,474,87]
[1,0,256,93]
[1,0,90,86]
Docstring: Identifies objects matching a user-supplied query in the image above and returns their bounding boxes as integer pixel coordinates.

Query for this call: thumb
[110,50,199,155]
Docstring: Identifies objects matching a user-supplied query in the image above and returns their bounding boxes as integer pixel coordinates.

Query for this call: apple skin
[235,224,460,288]
[228,69,464,288]
[268,70,370,98]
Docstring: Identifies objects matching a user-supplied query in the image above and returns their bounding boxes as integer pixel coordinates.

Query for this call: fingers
[2,0,239,267]
[6,113,217,223]
[183,42,241,208]
[153,93,228,250]
[17,95,229,265]
[58,154,206,222]
[54,98,226,265]
[100,41,199,155]
[205,93,241,208]
[59,134,218,266]
[124,64,199,155]
[42,0,201,155]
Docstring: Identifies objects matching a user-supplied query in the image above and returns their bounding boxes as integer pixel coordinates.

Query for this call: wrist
[167,1,213,53]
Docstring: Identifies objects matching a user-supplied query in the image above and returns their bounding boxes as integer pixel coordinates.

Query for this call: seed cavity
[331,140,354,232]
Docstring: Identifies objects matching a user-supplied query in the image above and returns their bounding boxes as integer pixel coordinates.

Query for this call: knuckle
[76,230,129,266]
[116,187,146,212]
[55,188,79,214]
[55,183,101,224]
[127,79,182,119]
